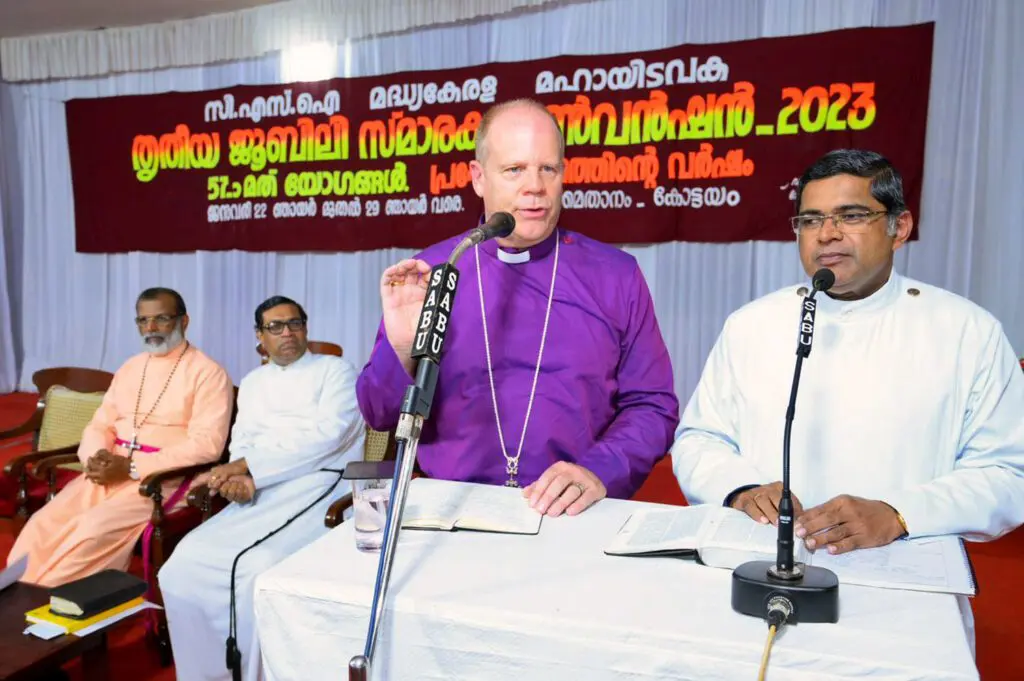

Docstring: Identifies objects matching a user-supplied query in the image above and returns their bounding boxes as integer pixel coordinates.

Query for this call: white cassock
[673,270,1024,534]
[160,351,366,681]
[672,271,1024,655]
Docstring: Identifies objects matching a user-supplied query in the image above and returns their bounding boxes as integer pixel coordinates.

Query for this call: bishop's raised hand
[380,258,432,375]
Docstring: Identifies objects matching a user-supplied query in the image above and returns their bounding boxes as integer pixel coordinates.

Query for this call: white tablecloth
[253,498,978,681]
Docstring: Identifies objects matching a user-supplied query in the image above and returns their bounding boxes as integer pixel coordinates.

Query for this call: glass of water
[352,477,391,552]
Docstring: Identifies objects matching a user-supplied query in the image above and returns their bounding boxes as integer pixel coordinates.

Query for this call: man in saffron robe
[358,99,679,517]
[7,287,234,586]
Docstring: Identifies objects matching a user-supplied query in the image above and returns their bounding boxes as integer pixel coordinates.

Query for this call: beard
[142,324,184,356]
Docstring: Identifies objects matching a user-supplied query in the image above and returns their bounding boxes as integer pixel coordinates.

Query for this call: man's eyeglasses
[261,319,307,335]
[790,210,888,234]
[135,314,182,327]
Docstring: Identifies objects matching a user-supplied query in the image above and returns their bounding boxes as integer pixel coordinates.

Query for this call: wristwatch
[128,458,140,481]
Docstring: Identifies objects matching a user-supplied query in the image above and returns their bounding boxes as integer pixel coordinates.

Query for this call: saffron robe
[7,342,233,586]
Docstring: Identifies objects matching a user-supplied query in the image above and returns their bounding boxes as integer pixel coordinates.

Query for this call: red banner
[66,24,933,253]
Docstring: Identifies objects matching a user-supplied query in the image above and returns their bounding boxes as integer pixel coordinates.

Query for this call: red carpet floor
[2,391,1022,679]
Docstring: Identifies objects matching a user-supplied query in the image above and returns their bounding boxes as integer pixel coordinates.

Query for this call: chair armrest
[0,409,44,443]
[0,433,33,451]
[325,493,353,529]
[186,483,229,520]
[139,463,216,498]
[187,484,211,509]
[32,452,82,479]
[4,444,80,477]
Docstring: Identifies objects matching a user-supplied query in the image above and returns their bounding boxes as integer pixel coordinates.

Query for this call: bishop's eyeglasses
[261,319,307,335]
[790,210,888,234]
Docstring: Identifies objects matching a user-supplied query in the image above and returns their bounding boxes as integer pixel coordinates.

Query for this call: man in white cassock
[673,148,1024,567]
[159,296,365,681]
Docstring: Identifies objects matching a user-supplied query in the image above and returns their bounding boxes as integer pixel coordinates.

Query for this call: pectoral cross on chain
[127,433,142,454]
[504,460,519,488]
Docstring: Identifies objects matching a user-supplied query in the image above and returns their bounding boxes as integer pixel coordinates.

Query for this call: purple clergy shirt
[356,227,679,498]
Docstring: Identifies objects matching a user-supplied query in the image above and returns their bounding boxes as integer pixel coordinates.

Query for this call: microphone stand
[348,230,498,680]
[730,270,840,625]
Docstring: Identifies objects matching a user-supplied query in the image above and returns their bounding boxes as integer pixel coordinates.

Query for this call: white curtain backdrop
[0,0,564,82]
[1,0,1021,409]
[0,92,16,392]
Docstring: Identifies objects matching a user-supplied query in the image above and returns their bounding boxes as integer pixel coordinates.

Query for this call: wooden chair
[1,367,114,528]
[24,384,241,666]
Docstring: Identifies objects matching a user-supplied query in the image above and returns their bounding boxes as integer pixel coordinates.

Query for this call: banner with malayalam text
[66,24,933,253]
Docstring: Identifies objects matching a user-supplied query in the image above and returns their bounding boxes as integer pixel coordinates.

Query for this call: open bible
[401,478,543,535]
[605,505,976,596]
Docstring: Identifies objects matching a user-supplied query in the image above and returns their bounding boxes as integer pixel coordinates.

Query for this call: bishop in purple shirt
[357,99,679,517]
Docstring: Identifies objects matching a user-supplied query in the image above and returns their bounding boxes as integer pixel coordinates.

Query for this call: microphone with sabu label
[731,266,840,628]
[351,211,516,680]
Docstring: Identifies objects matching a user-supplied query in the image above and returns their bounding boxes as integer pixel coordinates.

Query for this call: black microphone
[777,267,833,571]
[731,267,840,626]
[812,267,836,291]
[447,212,516,265]
[797,268,835,359]
[468,211,516,244]
[358,212,516,674]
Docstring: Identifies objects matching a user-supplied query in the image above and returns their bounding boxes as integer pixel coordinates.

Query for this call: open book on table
[401,478,542,535]
[604,504,975,596]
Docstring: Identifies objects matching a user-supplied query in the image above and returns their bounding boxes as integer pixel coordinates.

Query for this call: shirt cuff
[723,483,760,508]
[576,450,631,499]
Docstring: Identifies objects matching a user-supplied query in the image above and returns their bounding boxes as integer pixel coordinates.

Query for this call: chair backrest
[364,426,397,462]
[33,367,114,401]
[257,341,343,365]
[31,368,114,451]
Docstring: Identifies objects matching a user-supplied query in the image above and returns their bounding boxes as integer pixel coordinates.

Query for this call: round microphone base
[731,560,839,624]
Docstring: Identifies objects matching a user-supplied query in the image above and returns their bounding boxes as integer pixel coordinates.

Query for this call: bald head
[469,98,566,250]
[474,99,565,164]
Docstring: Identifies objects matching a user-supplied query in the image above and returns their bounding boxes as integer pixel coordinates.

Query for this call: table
[254,498,979,681]
[0,582,109,681]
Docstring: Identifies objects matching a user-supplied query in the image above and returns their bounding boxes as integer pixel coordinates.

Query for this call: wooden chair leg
[14,469,30,535]
[157,617,173,667]
[144,486,175,667]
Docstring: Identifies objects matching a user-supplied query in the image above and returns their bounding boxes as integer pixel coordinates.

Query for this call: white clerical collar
[480,227,560,265]
[496,249,531,264]
[814,270,902,319]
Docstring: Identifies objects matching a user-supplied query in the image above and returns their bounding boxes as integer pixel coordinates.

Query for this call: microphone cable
[226,468,346,681]
[757,596,792,681]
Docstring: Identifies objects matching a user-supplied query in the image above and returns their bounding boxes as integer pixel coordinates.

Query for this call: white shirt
[230,350,365,488]
[672,271,1024,541]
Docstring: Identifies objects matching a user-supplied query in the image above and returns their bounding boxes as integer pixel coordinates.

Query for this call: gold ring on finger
[572,482,586,495]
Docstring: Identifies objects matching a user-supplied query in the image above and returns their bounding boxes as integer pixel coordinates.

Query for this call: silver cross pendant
[504,460,519,488]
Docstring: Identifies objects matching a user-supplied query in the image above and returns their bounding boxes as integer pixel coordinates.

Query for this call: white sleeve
[880,324,1024,541]
[672,317,768,505]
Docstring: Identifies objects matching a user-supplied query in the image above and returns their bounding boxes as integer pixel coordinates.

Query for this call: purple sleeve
[576,265,680,499]
[356,320,414,431]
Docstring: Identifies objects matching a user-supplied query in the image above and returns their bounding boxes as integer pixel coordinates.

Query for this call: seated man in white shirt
[672,148,1024,559]
[159,296,365,681]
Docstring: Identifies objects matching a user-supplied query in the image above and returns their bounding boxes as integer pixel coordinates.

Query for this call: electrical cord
[758,596,792,681]
[757,624,778,681]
